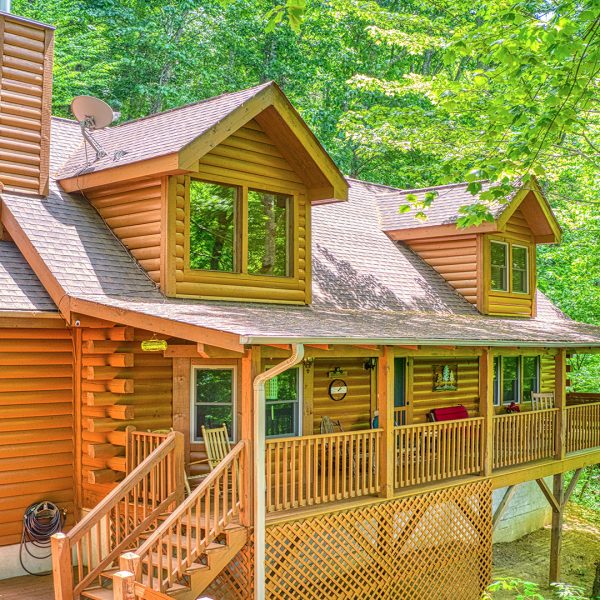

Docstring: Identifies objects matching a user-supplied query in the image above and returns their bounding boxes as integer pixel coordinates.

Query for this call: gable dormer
[380,179,561,317]
[56,83,347,304]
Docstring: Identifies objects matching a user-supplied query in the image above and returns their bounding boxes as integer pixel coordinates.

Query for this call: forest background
[12,0,600,390]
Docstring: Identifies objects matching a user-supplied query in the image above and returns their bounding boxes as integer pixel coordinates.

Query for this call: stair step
[81,588,114,600]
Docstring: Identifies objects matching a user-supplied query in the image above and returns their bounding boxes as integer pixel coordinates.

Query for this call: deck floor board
[0,573,54,599]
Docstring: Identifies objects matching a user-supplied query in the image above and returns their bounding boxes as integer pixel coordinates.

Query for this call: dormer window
[490,240,530,294]
[188,178,292,278]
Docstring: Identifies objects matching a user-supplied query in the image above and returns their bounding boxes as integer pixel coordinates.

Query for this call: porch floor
[0,573,54,600]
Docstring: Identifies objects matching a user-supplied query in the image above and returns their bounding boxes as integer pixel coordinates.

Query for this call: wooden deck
[0,573,54,600]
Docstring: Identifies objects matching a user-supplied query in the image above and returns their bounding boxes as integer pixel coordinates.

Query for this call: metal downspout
[253,343,304,599]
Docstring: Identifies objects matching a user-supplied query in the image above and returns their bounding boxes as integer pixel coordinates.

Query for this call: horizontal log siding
[486,209,535,317]
[312,359,373,433]
[81,328,173,508]
[407,235,479,305]
[85,178,164,284]
[411,357,480,423]
[174,119,310,304]
[0,15,53,196]
[0,326,74,546]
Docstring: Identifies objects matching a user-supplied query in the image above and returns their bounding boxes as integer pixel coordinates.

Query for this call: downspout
[253,343,304,599]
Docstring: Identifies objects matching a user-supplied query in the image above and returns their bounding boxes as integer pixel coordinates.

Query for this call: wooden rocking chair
[186,423,231,494]
[320,415,343,434]
[531,392,555,410]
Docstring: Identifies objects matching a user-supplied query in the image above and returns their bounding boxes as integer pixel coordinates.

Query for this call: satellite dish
[71,95,117,161]
[71,95,115,130]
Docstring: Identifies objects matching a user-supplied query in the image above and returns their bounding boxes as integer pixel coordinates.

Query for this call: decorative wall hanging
[328,379,348,401]
[432,363,458,391]
[140,334,168,352]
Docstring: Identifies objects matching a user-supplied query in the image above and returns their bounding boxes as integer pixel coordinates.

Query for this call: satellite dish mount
[71,96,116,162]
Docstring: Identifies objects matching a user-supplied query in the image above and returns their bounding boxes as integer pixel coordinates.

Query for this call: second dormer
[57,83,348,304]
[379,179,561,317]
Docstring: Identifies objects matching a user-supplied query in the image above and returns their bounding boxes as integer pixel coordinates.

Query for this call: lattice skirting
[265,480,492,600]
[204,535,255,600]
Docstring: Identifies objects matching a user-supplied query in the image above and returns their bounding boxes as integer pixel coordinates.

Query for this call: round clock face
[329,379,348,401]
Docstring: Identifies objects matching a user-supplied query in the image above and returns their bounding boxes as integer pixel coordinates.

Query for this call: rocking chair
[186,423,231,494]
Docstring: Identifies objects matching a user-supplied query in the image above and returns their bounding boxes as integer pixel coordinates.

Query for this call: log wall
[80,325,173,508]
[0,324,74,546]
[406,235,478,305]
[85,178,164,285]
[0,14,54,196]
[412,356,480,423]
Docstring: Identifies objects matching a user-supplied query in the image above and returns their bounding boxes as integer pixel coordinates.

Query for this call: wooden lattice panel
[265,480,492,600]
[204,536,254,599]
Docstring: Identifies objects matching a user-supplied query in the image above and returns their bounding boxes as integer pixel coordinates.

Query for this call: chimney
[0,11,54,196]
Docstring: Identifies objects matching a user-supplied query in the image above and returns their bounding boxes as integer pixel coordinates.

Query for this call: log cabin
[0,9,599,600]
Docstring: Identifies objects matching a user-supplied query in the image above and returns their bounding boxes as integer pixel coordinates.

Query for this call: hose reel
[20,501,66,576]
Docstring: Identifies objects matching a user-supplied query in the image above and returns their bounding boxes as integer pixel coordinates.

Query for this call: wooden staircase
[52,432,249,600]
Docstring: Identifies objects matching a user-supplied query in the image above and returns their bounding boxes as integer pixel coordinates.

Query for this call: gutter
[252,343,304,600]
[240,336,600,349]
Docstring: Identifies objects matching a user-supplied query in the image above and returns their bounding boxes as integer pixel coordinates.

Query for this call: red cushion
[430,405,469,422]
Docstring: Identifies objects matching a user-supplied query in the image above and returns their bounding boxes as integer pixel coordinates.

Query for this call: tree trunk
[592,561,600,599]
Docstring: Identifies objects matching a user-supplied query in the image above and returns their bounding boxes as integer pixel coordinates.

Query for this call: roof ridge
[104,81,274,132]
[346,177,404,193]
[383,180,490,197]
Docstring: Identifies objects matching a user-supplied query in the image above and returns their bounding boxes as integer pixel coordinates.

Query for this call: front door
[394,357,411,425]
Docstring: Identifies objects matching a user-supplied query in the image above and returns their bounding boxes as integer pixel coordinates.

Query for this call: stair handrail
[52,431,185,600]
[134,439,247,593]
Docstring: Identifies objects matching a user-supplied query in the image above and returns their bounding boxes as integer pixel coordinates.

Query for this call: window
[265,367,301,437]
[247,190,290,277]
[490,241,508,291]
[493,356,540,405]
[192,367,236,441]
[189,180,237,272]
[187,179,293,278]
[489,240,531,295]
[512,245,529,294]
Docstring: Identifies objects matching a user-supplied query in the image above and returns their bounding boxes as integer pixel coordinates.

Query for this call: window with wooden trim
[188,178,293,277]
[191,366,236,442]
[265,367,301,438]
[489,240,531,294]
[493,355,540,405]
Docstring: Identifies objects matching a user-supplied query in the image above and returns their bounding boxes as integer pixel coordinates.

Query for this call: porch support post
[479,348,494,476]
[377,346,394,498]
[240,348,255,528]
[554,349,567,460]
[550,472,565,583]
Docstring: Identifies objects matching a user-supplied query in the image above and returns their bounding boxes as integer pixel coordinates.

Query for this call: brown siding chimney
[0,12,54,196]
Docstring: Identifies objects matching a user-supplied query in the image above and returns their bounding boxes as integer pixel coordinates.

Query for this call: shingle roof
[0,241,57,312]
[2,117,600,346]
[57,83,273,179]
[376,180,517,230]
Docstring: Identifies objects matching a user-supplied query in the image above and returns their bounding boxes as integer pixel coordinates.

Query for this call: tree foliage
[12,0,600,388]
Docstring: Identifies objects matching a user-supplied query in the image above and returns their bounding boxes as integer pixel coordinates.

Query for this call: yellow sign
[141,339,168,352]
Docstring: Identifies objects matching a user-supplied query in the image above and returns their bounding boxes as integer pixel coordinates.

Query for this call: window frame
[492,355,540,406]
[264,366,303,439]
[186,177,295,280]
[511,244,529,295]
[190,365,237,443]
[487,238,532,296]
[490,240,509,292]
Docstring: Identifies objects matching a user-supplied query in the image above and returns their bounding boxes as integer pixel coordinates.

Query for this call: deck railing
[566,402,600,453]
[492,409,557,469]
[51,431,184,600]
[135,440,246,593]
[265,429,381,513]
[393,417,484,488]
[126,428,170,474]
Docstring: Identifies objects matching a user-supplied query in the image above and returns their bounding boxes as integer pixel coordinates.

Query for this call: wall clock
[329,379,348,401]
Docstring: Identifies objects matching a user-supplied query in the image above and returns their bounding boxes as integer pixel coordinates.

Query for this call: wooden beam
[353,344,379,351]
[492,485,517,531]
[480,348,494,477]
[196,343,210,358]
[555,349,567,460]
[377,346,394,498]
[563,468,583,506]
[550,473,565,583]
[264,344,291,351]
[535,478,561,513]
[305,344,329,350]
[396,345,419,351]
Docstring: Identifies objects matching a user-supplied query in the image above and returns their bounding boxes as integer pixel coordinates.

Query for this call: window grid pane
[194,369,234,440]
[490,242,508,291]
[189,181,237,272]
[512,246,528,293]
[265,368,300,437]
[522,356,539,403]
[502,356,520,404]
[247,189,291,277]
